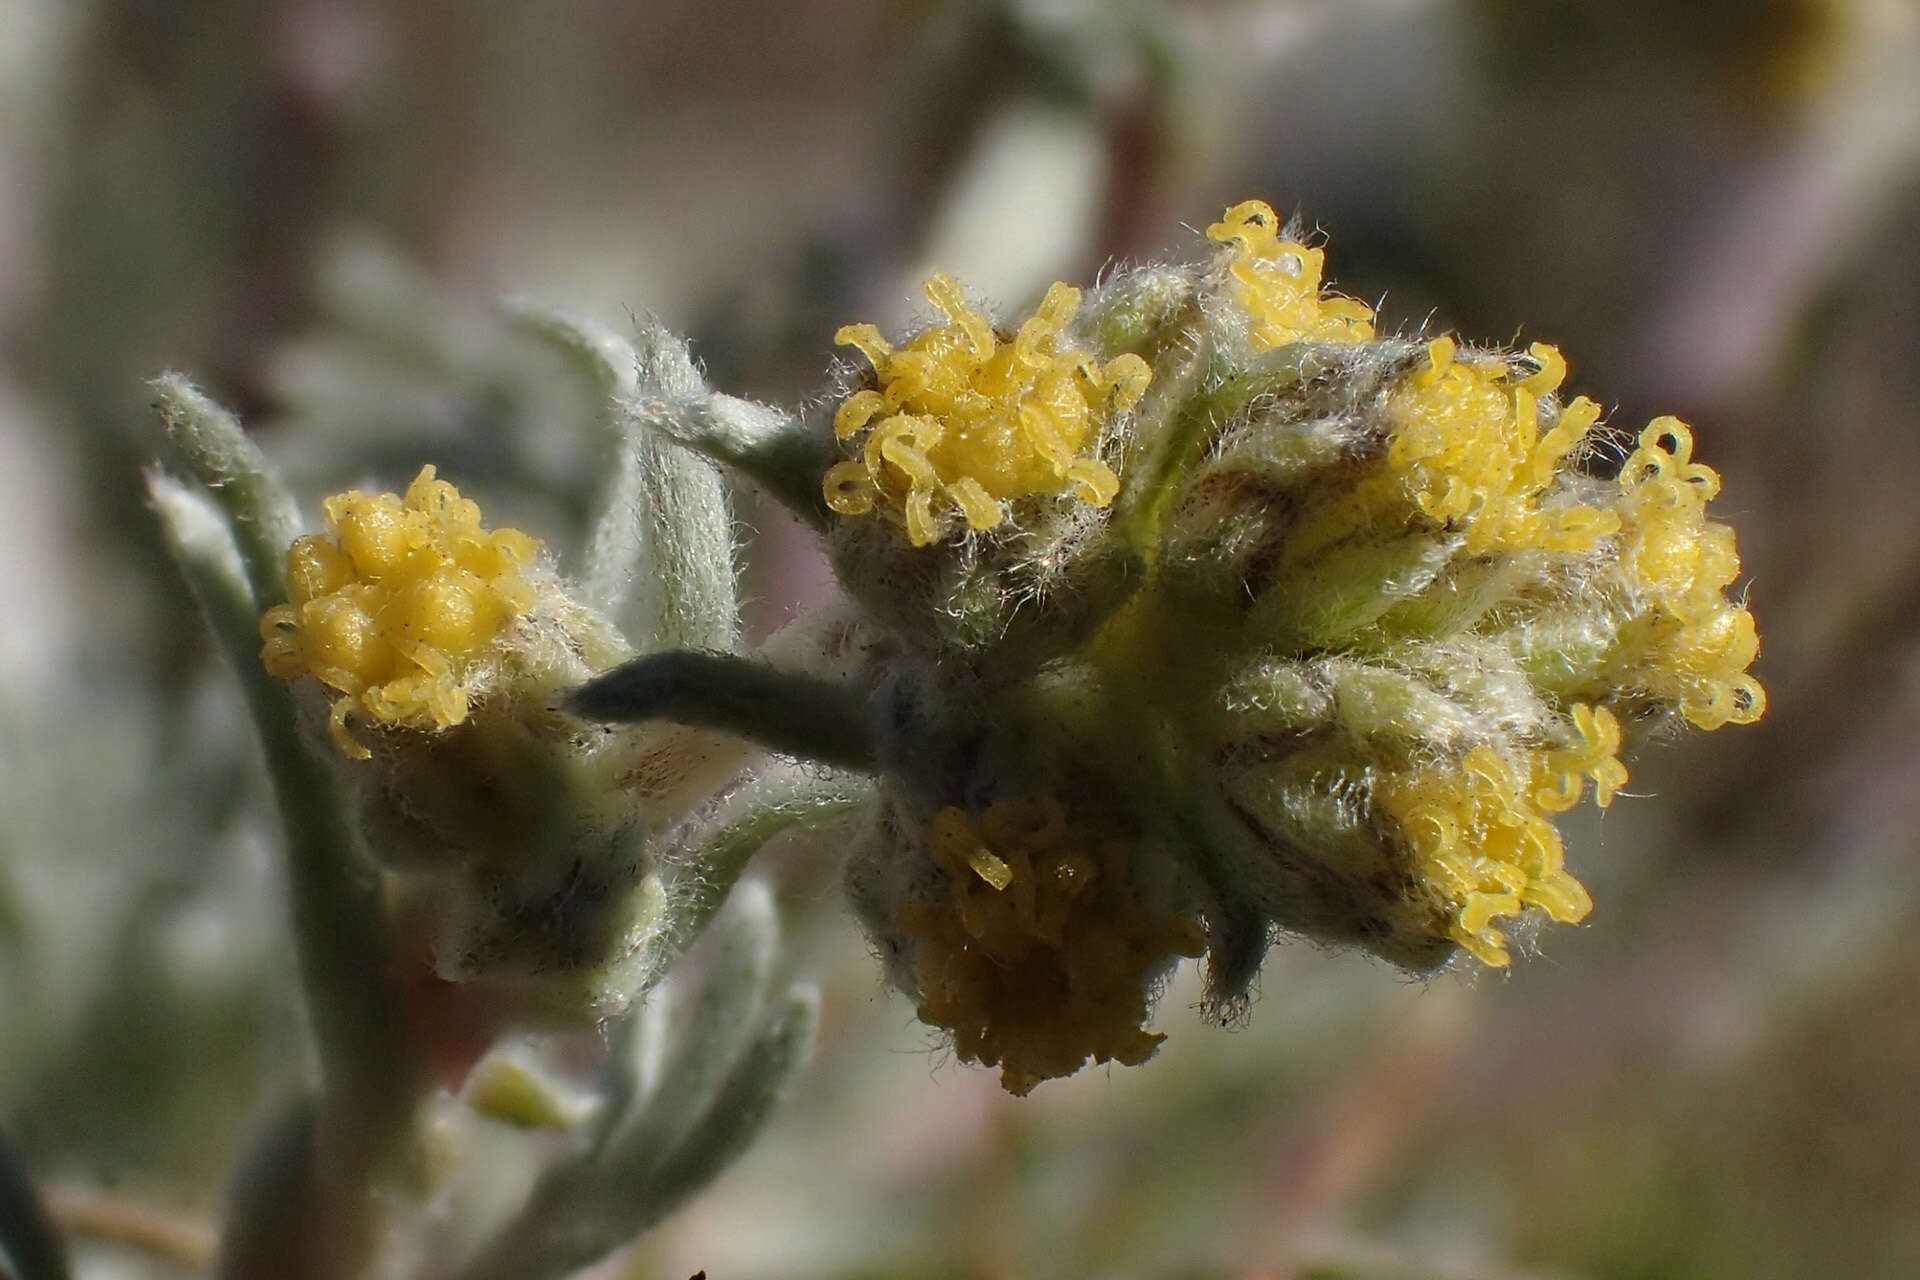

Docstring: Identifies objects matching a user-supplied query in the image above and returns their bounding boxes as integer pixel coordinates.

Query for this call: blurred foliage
[3,0,1919,1276]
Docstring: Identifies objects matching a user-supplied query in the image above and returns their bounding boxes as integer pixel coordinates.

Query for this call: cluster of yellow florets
[259,466,539,758]
[1275,338,1619,576]
[1374,703,1626,966]
[1386,337,1621,555]
[1187,248,1759,964]
[1607,420,1765,729]
[1205,199,1378,347]
[1351,344,1758,962]
[823,272,1151,547]
[897,797,1205,1094]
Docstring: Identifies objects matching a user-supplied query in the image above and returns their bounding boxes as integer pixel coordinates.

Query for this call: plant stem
[150,469,422,1275]
[0,1126,69,1280]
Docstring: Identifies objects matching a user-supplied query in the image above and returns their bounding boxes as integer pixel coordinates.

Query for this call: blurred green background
[3,0,1919,1276]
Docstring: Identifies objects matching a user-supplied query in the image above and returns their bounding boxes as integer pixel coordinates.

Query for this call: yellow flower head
[1244,319,1757,966]
[1385,337,1620,555]
[1374,703,1624,966]
[259,466,539,758]
[1271,338,1617,574]
[823,272,1151,547]
[897,797,1204,1094]
[1142,203,1763,971]
[1608,419,1765,729]
[1206,199,1377,347]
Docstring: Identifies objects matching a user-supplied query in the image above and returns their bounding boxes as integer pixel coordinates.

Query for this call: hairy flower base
[898,798,1204,1095]
[260,466,539,757]
[824,272,1150,546]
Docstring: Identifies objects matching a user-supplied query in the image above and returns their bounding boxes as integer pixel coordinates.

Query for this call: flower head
[1206,199,1377,347]
[1134,226,1762,978]
[1373,710,1616,967]
[824,272,1150,547]
[1606,419,1764,729]
[259,464,656,1023]
[573,199,1767,1090]
[1382,337,1617,556]
[260,465,541,758]
[893,797,1204,1094]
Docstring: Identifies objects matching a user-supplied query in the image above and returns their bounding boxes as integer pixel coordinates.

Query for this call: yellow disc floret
[1533,703,1630,813]
[823,273,1151,547]
[1385,337,1620,556]
[259,466,539,758]
[1374,703,1625,967]
[1206,199,1376,347]
[1272,337,1617,573]
[897,797,1205,1094]
[1608,419,1765,729]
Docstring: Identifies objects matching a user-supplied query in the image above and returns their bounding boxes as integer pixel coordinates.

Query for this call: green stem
[628,775,870,1001]
[598,882,778,1168]
[631,324,741,651]
[508,304,651,619]
[213,1097,327,1280]
[618,322,833,532]
[618,990,819,1226]
[457,989,819,1280]
[149,374,301,605]
[149,473,419,1271]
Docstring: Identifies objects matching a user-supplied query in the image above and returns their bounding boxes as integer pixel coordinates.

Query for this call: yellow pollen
[824,273,1148,546]
[258,466,539,758]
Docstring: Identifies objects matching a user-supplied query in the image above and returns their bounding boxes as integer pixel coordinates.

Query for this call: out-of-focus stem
[43,1183,216,1270]
[0,1125,70,1280]
[149,443,421,1275]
